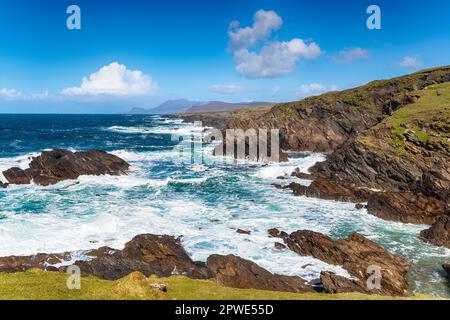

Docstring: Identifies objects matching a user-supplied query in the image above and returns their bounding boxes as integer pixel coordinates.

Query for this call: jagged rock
[320,272,368,294]
[282,230,410,296]
[206,254,314,293]
[420,215,450,248]
[0,252,72,272]
[443,264,450,276]
[268,228,288,239]
[236,229,251,235]
[274,242,286,250]
[355,203,365,210]
[69,234,211,281]
[287,179,371,203]
[3,149,129,186]
[367,192,446,224]
[0,181,8,188]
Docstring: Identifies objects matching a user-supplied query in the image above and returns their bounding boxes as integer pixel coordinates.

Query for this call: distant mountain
[125,99,203,115]
[184,101,272,113]
[125,100,272,115]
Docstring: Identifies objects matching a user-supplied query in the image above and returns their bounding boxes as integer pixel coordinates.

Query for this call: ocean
[0,114,448,297]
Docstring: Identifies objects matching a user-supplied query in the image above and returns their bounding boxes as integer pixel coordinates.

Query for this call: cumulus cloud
[397,56,421,69]
[209,84,243,94]
[332,48,369,64]
[298,83,338,97]
[228,10,321,79]
[0,88,22,100]
[228,10,282,51]
[61,62,158,96]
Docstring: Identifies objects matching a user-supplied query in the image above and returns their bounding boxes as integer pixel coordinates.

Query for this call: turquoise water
[0,114,448,297]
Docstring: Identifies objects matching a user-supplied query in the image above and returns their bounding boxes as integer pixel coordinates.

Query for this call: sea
[0,114,448,297]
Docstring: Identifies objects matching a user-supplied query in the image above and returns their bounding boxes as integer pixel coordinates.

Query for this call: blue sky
[0,0,449,113]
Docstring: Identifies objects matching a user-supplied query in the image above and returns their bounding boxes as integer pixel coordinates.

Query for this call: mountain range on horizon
[126,99,273,115]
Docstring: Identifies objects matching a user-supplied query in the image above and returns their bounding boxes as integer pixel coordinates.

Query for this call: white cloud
[332,48,369,64]
[61,62,158,96]
[228,10,282,51]
[228,10,321,79]
[234,39,321,78]
[397,56,421,69]
[209,84,243,94]
[0,88,22,100]
[298,83,338,97]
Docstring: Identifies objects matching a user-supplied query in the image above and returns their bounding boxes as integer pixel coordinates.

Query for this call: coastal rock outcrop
[71,234,211,280]
[2,149,129,186]
[320,271,368,294]
[273,229,410,296]
[443,264,450,276]
[420,215,450,248]
[206,254,314,293]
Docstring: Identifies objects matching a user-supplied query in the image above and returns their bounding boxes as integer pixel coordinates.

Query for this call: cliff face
[227,66,450,152]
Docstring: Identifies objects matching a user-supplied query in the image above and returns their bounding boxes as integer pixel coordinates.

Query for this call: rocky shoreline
[0,231,413,296]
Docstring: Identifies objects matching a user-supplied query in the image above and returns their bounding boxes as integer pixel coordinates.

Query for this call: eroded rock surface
[207,254,314,293]
[3,149,129,186]
[277,230,410,296]
[420,215,450,248]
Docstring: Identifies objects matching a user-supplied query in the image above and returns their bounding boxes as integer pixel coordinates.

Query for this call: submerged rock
[420,215,450,248]
[2,149,129,186]
[207,254,314,293]
[280,230,410,296]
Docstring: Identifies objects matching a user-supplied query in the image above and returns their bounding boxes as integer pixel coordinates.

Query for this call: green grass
[384,82,450,154]
[0,269,441,300]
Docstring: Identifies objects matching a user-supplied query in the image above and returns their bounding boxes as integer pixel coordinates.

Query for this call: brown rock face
[0,252,72,273]
[420,215,450,248]
[287,179,372,203]
[443,264,450,276]
[366,192,446,224]
[72,234,211,280]
[320,272,368,294]
[207,254,314,293]
[282,230,410,296]
[3,149,129,186]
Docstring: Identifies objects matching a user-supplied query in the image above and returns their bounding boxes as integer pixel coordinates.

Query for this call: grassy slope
[357,82,450,154]
[0,269,439,300]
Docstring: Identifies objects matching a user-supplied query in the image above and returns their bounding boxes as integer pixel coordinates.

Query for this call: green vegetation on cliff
[0,269,439,300]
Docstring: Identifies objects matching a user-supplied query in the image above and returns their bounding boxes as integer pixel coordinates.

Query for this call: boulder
[3,149,129,186]
[320,271,368,294]
[420,215,450,248]
[443,264,450,276]
[0,252,72,273]
[71,234,211,280]
[206,254,314,293]
[282,230,410,296]
[236,229,251,235]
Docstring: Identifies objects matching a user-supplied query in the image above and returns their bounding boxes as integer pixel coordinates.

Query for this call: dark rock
[282,230,410,296]
[206,254,314,293]
[291,170,314,180]
[268,228,288,239]
[355,203,365,210]
[274,242,286,250]
[420,215,450,248]
[236,229,251,235]
[0,181,8,188]
[70,234,211,280]
[0,252,72,273]
[320,272,368,294]
[3,149,130,186]
[367,192,446,224]
[443,264,450,276]
[288,179,371,203]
